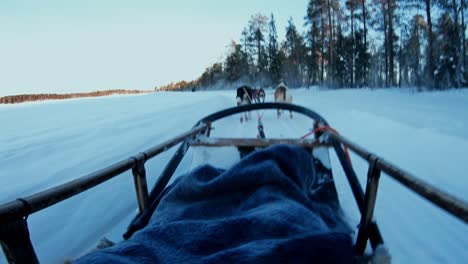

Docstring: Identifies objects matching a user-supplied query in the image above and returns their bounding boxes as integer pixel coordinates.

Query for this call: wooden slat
[190,137,329,148]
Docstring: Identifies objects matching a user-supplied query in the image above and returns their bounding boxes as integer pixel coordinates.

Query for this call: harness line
[241,87,265,121]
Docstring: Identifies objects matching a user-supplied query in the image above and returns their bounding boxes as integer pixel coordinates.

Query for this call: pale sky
[0,0,309,96]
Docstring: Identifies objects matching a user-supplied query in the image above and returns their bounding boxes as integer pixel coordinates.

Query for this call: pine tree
[334,26,353,87]
[199,63,224,87]
[305,0,323,85]
[247,14,269,82]
[305,20,320,85]
[268,14,282,85]
[284,18,306,87]
[346,0,359,87]
[425,0,436,88]
[436,0,462,87]
[434,12,458,88]
[387,0,397,86]
[354,30,370,87]
[225,41,249,82]
[306,0,327,84]
[406,15,426,88]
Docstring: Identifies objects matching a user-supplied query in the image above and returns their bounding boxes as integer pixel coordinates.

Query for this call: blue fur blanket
[75,145,354,263]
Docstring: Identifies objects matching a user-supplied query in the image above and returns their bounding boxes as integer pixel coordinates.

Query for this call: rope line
[301,126,353,166]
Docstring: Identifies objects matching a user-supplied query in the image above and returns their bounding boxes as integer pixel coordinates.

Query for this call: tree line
[0,89,152,104]
[159,0,467,91]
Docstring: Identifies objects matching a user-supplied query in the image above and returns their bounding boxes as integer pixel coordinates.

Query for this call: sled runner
[0,103,467,263]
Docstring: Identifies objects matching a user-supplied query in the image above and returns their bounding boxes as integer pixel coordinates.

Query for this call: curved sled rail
[195,102,329,125]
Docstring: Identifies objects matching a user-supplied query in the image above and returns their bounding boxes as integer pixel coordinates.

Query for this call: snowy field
[0,88,467,263]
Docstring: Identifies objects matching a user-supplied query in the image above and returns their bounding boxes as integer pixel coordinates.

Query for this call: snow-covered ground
[0,88,467,263]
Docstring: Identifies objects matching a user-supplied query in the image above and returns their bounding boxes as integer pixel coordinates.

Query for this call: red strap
[257,111,265,121]
[242,88,253,103]
[301,126,353,166]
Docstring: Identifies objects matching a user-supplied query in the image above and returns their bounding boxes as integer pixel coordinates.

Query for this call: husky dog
[236,85,253,122]
[274,83,293,118]
[253,88,266,103]
[236,85,254,106]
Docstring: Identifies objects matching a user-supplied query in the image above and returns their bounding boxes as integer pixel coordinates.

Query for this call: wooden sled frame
[0,103,467,263]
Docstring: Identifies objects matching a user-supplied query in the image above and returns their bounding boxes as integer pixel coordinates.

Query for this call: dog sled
[0,103,467,263]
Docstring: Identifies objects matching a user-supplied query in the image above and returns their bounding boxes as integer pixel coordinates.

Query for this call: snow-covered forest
[159,0,468,91]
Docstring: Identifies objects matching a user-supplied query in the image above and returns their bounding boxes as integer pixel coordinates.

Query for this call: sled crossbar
[190,137,329,148]
[0,123,208,264]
